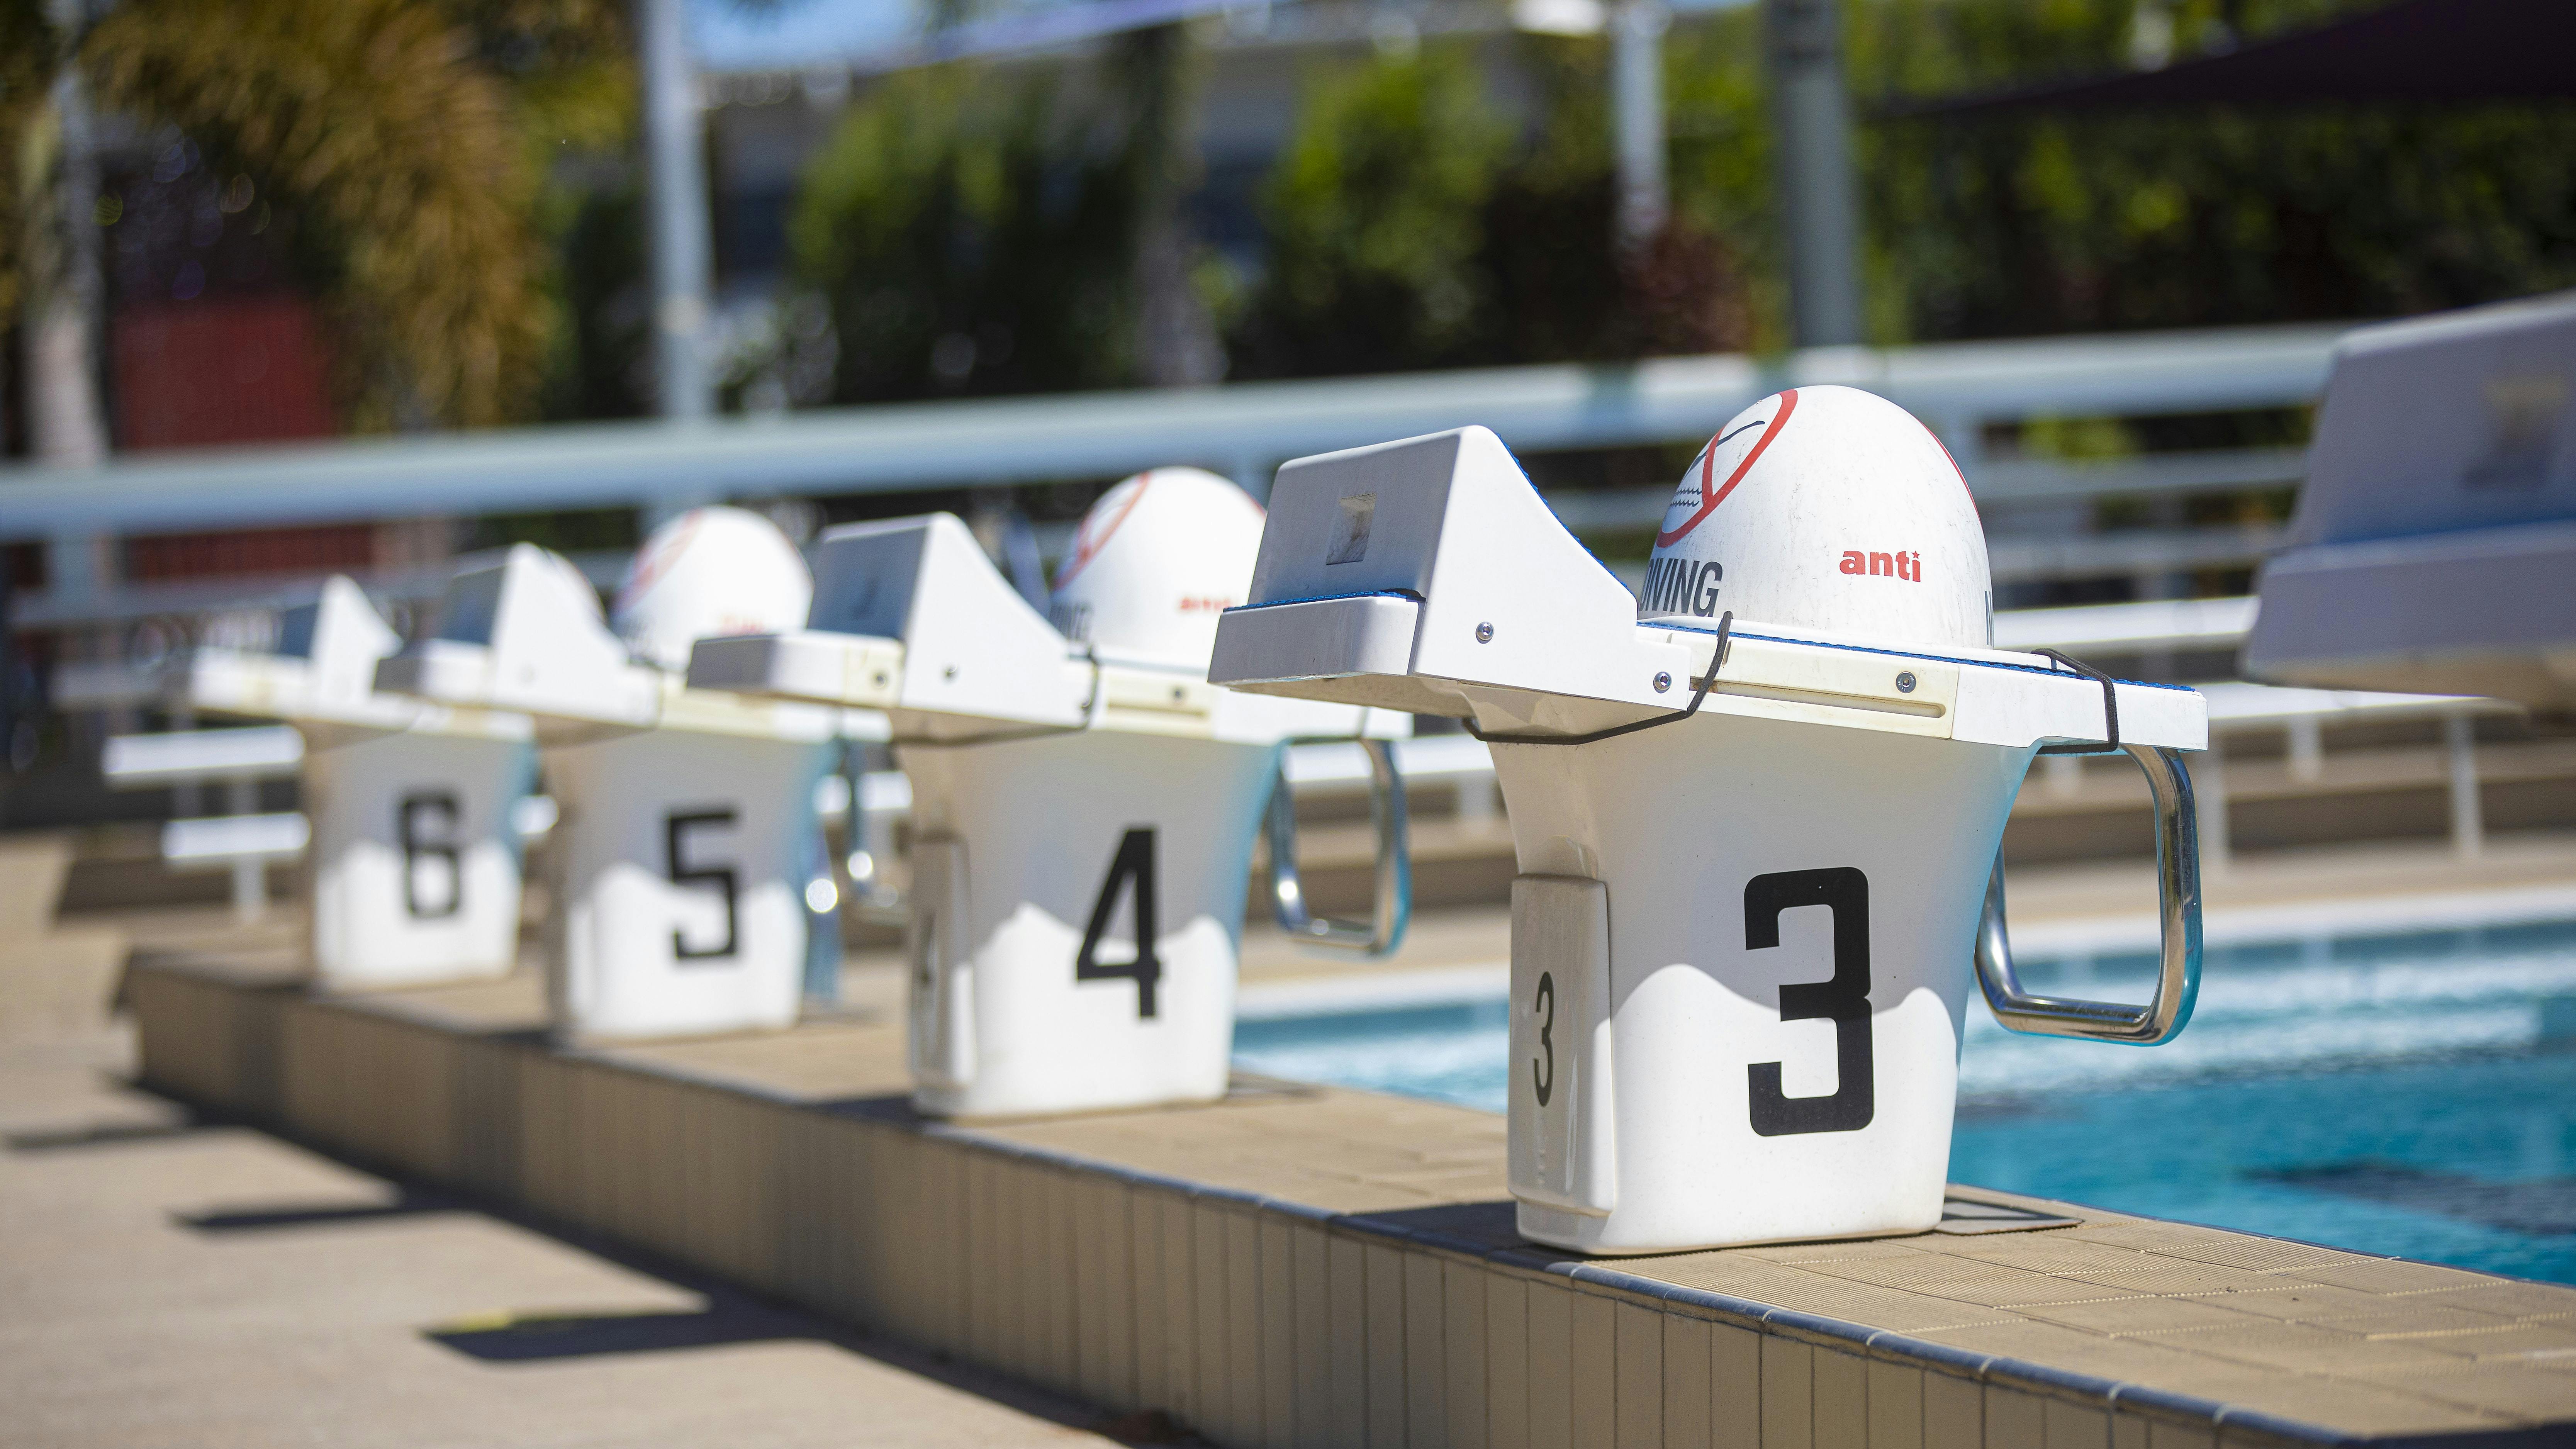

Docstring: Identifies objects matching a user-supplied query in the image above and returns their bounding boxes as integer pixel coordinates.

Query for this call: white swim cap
[1050,468,1266,670]
[1641,385,1992,650]
[613,506,816,672]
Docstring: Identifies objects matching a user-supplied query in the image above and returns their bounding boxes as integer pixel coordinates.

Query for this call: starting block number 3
[1509,867,1878,1218]
[1744,867,1875,1136]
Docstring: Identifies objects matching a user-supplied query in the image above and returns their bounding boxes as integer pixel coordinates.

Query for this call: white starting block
[2247,291,2576,707]
[169,577,535,988]
[378,513,850,1042]
[691,469,1408,1119]
[1213,391,2209,1254]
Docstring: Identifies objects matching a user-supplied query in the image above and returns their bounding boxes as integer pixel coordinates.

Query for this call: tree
[1114,24,1224,387]
[1483,34,1751,362]
[1227,44,1511,378]
[78,0,636,432]
[1853,0,2576,345]
[1229,37,1750,380]
[5,0,109,463]
[790,64,1151,403]
[1229,0,2576,374]
[0,5,53,337]
[0,0,630,442]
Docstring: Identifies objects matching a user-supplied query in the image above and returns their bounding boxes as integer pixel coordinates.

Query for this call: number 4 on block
[1076,827,1162,1018]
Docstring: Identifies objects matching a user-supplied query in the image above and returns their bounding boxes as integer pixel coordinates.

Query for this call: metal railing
[4,323,2338,629]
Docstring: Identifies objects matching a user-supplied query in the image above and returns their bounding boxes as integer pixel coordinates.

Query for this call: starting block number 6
[398,792,463,920]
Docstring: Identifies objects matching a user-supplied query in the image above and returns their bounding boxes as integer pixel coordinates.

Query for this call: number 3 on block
[1076,826,1162,1018]
[1744,866,1874,1136]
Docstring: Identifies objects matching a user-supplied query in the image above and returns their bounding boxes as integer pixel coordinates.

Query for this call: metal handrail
[1975,742,2203,1045]
[0,324,2340,542]
[1266,738,1410,955]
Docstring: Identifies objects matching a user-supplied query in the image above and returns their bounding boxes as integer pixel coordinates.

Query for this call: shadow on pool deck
[427,1303,813,1362]
[177,1185,470,1232]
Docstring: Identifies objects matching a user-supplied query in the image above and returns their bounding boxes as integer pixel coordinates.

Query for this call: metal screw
[1896,671,1918,694]
[1475,621,1494,643]
[1653,672,1672,693]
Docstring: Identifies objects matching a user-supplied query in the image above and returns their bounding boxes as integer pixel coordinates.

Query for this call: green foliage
[1665,13,1780,346]
[1229,0,2576,372]
[0,0,60,327]
[1849,0,2576,343]
[539,181,649,421]
[789,67,1146,402]
[440,0,639,424]
[1228,44,1510,377]
[77,0,628,430]
[1230,37,1753,379]
[1479,37,1644,363]
[438,0,634,157]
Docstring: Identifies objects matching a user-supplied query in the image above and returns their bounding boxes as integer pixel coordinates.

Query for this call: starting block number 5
[664,809,741,962]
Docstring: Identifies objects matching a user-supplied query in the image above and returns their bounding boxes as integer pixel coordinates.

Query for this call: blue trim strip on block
[1224,589,1425,613]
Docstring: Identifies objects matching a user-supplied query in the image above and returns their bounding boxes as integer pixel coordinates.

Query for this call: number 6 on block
[1507,874,1617,1217]
[397,791,463,920]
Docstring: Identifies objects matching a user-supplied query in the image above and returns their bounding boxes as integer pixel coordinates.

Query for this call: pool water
[1232,918,2576,1283]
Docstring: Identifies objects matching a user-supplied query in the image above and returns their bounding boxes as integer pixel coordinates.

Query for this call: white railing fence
[8,324,2333,677]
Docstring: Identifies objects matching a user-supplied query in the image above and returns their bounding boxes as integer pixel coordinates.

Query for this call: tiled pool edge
[124,956,2567,1449]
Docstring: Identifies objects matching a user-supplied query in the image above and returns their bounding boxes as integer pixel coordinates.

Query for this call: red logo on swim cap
[1655,389,1799,549]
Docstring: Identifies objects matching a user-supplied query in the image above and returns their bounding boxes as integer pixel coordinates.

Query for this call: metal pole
[1610,0,1670,253]
[48,527,130,742]
[1763,0,1865,347]
[1232,454,1275,505]
[638,0,714,421]
[227,777,263,923]
[2285,714,2323,782]
[29,1,109,468]
[2445,711,2484,859]
[2191,743,2230,878]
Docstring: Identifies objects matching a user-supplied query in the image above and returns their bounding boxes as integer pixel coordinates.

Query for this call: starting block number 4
[1075,826,1162,1018]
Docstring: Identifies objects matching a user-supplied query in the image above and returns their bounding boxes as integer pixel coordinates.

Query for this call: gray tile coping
[120,945,2576,1447]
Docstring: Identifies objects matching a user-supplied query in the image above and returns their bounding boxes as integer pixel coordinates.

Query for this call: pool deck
[114,938,2576,1445]
[21,834,2576,1447]
[0,1023,1131,1448]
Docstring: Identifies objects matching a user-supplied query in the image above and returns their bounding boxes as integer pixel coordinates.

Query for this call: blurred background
[4,0,2575,865]
[7,0,2576,1335]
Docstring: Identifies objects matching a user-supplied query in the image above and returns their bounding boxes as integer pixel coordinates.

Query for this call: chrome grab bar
[1266,738,1411,955]
[1975,742,2203,1045]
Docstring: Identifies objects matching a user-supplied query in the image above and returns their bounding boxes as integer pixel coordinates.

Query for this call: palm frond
[0,0,63,325]
[85,0,555,429]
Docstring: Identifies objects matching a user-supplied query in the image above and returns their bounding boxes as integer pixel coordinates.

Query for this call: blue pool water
[1232,917,2576,1283]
